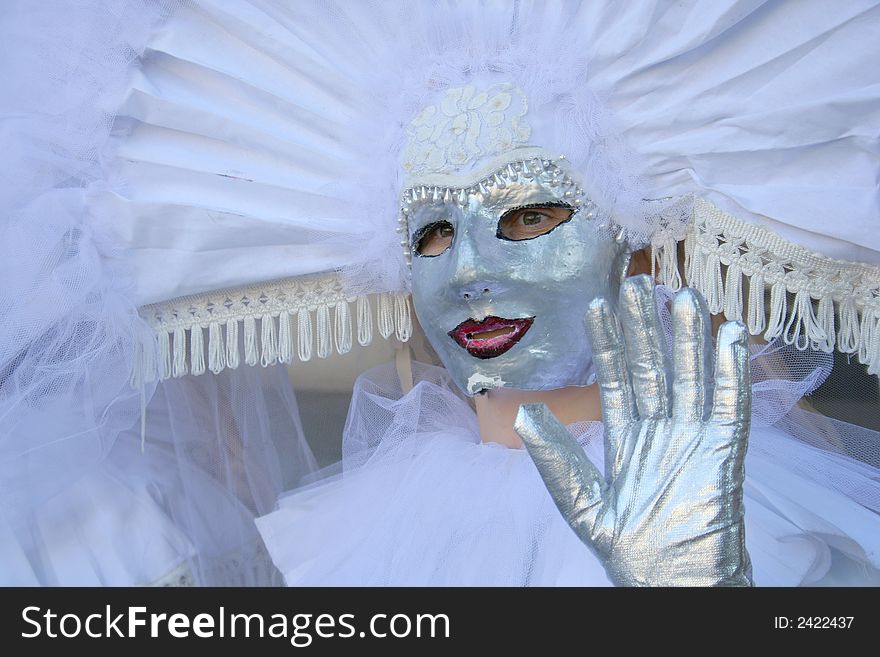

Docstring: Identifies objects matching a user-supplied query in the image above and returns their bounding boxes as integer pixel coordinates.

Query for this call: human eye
[496,204,573,241]
[413,220,455,256]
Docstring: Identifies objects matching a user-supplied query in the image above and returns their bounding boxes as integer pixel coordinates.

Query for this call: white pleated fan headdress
[106,0,880,384]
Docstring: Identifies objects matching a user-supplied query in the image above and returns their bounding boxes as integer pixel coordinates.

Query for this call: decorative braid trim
[133,271,412,384]
[653,197,880,374]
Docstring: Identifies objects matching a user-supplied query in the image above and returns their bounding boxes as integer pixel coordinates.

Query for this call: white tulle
[258,359,880,587]
[1,0,181,586]
[0,0,324,586]
[133,363,317,586]
[258,289,880,586]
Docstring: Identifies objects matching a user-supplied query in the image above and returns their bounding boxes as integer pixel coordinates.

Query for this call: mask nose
[446,224,504,302]
[460,284,492,301]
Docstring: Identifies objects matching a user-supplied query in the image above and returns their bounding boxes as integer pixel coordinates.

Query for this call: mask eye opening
[413,220,455,257]
[496,202,574,242]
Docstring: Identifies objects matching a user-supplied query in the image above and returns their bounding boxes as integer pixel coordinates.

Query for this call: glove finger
[619,275,670,420]
[671,288,714,422]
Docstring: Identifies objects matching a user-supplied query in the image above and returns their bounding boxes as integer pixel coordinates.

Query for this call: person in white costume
[255,124,880,585]
[251,2,880,585]
[2,0,880,586]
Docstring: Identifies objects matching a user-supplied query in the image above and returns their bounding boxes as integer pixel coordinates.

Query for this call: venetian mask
[405,156,628,395]
[402,83,629,395]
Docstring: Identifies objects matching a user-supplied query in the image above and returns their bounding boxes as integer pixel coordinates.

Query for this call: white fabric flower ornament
[402,82,531,175]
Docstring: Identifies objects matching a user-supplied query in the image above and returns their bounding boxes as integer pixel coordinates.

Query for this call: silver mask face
[407,158,629,396]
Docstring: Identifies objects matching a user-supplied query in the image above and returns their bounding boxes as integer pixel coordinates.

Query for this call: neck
[474,384,602,448]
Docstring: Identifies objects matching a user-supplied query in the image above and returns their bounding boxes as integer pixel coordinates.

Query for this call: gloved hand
[514,275,752,586]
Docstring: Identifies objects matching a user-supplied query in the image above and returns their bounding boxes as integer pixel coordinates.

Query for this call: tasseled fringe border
[134,291,412,385]
[133,199,880,386]
[652,197,880,376]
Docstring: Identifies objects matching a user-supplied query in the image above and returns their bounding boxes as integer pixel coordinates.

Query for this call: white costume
[257,294,880,586]
[2,0,879,586]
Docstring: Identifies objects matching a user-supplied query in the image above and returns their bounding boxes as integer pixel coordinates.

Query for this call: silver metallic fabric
[515,276,753,586]
[409,159,628,395]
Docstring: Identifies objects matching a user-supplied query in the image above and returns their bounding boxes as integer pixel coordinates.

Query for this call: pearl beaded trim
[397,156,597,266]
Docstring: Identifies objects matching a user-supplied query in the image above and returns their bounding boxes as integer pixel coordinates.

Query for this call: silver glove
[514,275,752,586]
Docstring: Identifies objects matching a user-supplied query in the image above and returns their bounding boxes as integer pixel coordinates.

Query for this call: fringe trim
[653,197,880,375]
[133,272,412,384]
[133,199,880,384]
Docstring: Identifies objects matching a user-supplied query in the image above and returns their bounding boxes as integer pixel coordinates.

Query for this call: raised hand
[514,275,752,586]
